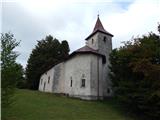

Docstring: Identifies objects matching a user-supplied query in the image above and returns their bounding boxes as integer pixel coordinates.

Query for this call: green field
[6,89,135,120]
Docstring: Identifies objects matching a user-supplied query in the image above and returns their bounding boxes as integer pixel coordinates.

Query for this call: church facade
[38,16,114,100]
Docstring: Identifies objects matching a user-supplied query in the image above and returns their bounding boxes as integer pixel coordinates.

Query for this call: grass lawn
[6,89,135,120]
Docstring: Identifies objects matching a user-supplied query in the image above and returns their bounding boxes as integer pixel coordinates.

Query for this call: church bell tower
[85,15,114,97]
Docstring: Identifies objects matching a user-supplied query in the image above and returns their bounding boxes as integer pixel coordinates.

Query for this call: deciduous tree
[1,32,23,118]
[109,27,160,119]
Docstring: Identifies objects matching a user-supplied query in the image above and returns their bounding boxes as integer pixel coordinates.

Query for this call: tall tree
[26,35,70,90]
[60,40,70,59]
[15,63,26,89]
[1,32,23,118]
[109,29,160,119]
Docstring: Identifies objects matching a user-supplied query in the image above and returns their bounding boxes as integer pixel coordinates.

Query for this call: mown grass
[6,89,135,120]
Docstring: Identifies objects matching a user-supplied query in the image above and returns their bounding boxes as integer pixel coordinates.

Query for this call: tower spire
[93,15,105,32]
[85,16,113,40]
[97,11,99,18]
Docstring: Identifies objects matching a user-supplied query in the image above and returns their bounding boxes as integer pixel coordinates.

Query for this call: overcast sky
[1,0,160,68]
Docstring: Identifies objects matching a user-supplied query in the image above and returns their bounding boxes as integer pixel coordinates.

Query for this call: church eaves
[85,16,113,40]
[69,45,106,63]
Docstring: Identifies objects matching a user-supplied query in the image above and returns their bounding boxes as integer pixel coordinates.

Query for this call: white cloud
[2,0,160,67]
[106,0,160,48]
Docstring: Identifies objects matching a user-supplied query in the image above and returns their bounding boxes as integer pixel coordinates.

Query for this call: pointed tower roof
[85,15,113,40]
[93,15,106,33]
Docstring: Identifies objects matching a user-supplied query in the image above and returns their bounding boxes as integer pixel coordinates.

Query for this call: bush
[109,32,160,119]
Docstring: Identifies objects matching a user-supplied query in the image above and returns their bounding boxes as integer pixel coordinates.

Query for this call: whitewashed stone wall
[90,55,103,99]
[39,63,65,93]
[86,34,99,50]
[64,54,92,100]
[97,32,113,96]
[52,63,65,93]
[86,32,113,97]
[39,67,54,92]
[38,53,105,100]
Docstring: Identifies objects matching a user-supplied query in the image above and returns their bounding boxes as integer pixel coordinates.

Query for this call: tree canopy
[26,35,70,90]
[109,26,160,119]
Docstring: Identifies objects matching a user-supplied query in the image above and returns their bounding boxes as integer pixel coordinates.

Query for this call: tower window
[70,77,72,87]
[81,79,85,87]
[102,56,106,64]
[92,39,94,44]
[103,36,106,42]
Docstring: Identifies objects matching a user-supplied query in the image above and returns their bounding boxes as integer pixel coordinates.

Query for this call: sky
[1,0,160,68]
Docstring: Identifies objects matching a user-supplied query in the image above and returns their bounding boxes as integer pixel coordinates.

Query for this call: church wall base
[68,94,105,100]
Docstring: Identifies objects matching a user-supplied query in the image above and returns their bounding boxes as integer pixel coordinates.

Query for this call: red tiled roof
[85,16,113,40]
[75,45,98,53]
[69,45,106,63]
[69,45,105,60]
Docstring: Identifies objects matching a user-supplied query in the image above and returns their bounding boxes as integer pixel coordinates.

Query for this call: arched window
[70,77,72,87]
[92,39,94,44]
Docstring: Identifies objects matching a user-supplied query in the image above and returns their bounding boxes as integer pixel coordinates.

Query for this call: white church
[39,16,114,100]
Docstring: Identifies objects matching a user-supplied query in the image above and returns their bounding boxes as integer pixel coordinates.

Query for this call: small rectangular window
[48,76,50,83]
[70,80,72,87]
[81,79,85,87]
[70,77,72,87]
